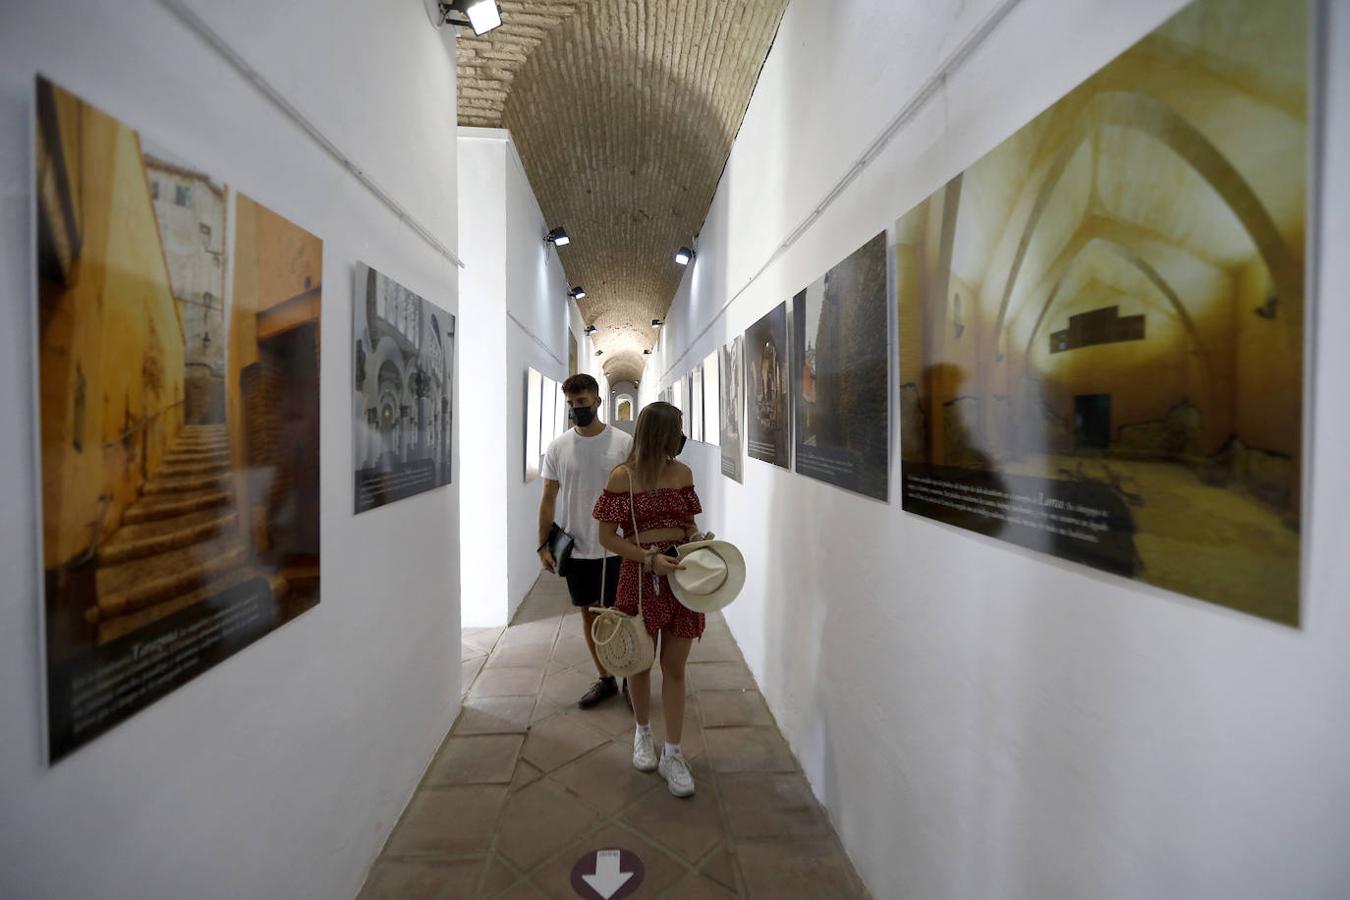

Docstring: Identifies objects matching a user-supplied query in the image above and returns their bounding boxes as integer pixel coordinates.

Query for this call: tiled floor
[360,574,871,899]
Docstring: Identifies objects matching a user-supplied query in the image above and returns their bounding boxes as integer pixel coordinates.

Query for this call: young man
[539,374,633,708]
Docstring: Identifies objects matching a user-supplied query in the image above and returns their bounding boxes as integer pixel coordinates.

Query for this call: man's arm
[537,479,560,572]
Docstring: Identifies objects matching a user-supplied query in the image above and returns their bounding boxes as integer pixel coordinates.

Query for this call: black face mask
[676,434,687,455]
[570,404,598,427]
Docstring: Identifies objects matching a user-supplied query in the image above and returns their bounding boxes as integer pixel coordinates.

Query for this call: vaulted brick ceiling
[457,0,788,384]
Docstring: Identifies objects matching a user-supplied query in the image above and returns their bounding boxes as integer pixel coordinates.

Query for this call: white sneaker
[658,751,695,797]
[633,730,657,772]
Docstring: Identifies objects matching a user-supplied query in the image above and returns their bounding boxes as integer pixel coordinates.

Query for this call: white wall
[458,134,511,627]
[660,1,1350,898]
[0,2,462,899]
[459,129,576,625]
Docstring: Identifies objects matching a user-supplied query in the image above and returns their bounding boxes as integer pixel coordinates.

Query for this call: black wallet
[546,523,575,577]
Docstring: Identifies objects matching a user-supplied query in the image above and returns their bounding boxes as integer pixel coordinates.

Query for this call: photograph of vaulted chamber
[897,0,1309,625]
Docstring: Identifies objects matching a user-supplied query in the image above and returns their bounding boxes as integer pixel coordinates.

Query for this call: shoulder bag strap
[597,466,644,616]
[628,467,644,616]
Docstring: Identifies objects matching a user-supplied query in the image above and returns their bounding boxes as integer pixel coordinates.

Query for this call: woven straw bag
[590,469,655,678]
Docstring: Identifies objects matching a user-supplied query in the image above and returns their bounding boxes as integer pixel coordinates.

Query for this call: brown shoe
[578,676,618,709]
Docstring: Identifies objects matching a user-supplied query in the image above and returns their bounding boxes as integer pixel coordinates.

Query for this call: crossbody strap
[598,466,644,615]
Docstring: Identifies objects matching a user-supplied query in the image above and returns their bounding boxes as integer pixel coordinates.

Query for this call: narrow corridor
[360,575,871,899]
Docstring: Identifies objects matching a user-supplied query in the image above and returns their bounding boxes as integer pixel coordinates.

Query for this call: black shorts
[564,556,621,609]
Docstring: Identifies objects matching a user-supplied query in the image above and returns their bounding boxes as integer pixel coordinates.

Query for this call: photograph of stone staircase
[90,423,284,645]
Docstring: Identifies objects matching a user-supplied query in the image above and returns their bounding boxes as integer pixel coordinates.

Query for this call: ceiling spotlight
[545,227,570,247]
[674,247,695,266]
[583,324,598,335]
[651,318,664,328]
[643,349,653,355]
[434,0,502,35]
[569,287,587,300]
[594,349,604,357]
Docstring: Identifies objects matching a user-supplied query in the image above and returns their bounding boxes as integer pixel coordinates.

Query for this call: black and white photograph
[353,263,455,514]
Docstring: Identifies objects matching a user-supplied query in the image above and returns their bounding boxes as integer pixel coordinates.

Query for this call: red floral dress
[592,484,706,640]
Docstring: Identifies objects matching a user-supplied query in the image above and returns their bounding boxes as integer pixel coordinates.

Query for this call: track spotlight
[583,324,598,335]
[545,227,570,247]
[651,318,664,328]
[594,349,604,357]
[674,247,695,266]
[569,287,587,300]
[643,349,653,355]
[433,0,502,35]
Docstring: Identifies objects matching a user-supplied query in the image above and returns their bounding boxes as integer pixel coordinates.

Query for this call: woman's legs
[629,634,658,726]
[659,633,693,745]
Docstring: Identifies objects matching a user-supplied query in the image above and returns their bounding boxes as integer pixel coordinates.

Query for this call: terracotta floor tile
[463,628,504,654]
[687,661,757,693]
[620,758,722,863]
[737,837,868,899]
[470,666,545,699]
[550,637,596,670]
[357,858,484,899]
[698,690,774,728]
[492,879,548,899]
[479,855,519,898]
[520,713,610,773]
[719,772,832,839]
[496,618,561,649]
[509,759,544,793]
[425,734,525,786]
[539,667,600,707]
[703,727,797,774]
[697,845,740,894]
[463,642,489,663]
[662,872,739,900]
[454,696,536,736]
[549,740,663,816]
[688,638,743,664]
[494,778,602,871]
[526,823,687,900]
[462,657,486,697]
[384,786,506,858]
[485,643,553,669]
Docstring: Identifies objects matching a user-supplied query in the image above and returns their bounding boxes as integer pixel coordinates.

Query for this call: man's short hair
[562,373,599,396]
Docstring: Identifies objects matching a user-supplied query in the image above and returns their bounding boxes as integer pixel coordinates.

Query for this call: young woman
[593,401,704,798]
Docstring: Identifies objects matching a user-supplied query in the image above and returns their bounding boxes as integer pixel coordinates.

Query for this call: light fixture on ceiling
[569,287,587,300]
[594,349,604,357]
[431,0,503,36]
[674,246,695,266]
[651,318,664,328]
[643,349,653,355]
[545,227,570,247]
[583,324,598,335]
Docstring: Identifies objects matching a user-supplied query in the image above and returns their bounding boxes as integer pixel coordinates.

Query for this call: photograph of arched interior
[352,264,455,514]
[897,0,1307,624]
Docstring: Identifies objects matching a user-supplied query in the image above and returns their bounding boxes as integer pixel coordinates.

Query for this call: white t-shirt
[542,424,633,559]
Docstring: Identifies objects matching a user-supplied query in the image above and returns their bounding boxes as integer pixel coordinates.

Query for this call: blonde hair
[622,402,683,492]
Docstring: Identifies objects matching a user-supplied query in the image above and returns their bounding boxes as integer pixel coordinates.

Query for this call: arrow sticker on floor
[570,848,644,900]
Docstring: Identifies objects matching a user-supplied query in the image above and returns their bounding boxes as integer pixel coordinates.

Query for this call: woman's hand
[650,553,685,577]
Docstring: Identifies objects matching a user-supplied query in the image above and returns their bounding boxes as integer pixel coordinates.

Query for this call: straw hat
[669,540,746,613]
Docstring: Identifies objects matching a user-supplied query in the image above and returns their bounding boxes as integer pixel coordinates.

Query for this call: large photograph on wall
[745,302,790,468]
[524,368,543,481]
[720,336,744,481]
[793,233,890,500]
[897,0,1308,625]
[353,264,454,513]
[35,77,323,761]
